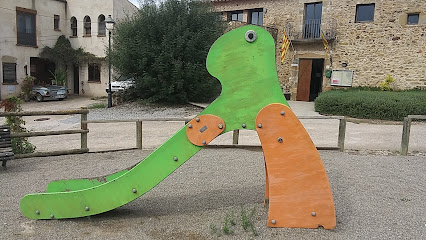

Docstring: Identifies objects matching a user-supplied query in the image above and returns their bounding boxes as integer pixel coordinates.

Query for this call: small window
[250,9,263,26]
[16,8,37,46]
[230,11,243,22]
[54,15,60,30]
[84,16,91,37]
[88,63,100,82]
[98,15,106,36]
[355,4,375,23]
[2,63,17,84]
[407,13,419,25]
[71,17,77,36]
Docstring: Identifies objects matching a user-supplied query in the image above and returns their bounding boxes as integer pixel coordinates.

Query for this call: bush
[110,0,226,104]
[314,89,426,121]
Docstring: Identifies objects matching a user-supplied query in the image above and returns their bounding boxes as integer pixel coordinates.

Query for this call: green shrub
[314,89,426,121]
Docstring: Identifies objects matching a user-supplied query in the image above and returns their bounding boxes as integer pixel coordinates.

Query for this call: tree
[110,0,226,103]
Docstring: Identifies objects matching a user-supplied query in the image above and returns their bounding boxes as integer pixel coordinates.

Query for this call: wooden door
[297,59,312,101]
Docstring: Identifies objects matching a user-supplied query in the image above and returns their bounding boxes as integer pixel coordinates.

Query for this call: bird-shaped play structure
[20,25,336,229]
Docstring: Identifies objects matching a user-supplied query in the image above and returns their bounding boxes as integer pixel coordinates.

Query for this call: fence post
[136,121,142,149]
[401,117,411,156]
[81,108,88,150]
[232,130,239,145]
[338,118,346,152]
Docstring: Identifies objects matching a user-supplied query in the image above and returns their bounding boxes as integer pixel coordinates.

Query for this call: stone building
[212,0,426,101]
[0,0,137,99]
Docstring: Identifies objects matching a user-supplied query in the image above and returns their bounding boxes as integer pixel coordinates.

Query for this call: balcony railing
[285,18,336,41]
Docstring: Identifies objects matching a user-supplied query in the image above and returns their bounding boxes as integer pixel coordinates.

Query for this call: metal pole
[107,30,112,108]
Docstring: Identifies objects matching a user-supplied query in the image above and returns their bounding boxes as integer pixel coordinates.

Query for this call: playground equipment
[20,25,336,229]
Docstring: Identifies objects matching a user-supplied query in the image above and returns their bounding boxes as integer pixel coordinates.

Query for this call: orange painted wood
[186,115,225,146]
[256,103,336,229]
[297,59,312,101]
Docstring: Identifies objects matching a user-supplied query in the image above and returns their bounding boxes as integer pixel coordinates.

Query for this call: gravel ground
[1,150,425,239]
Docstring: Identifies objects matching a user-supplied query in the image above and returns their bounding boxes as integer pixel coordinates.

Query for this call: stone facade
[212,0,426,100]
[0,0,137,99]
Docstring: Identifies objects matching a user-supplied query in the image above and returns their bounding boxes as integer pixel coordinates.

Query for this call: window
[54,15,60,30]
[355,4,375,23]
[71,17,77,36]
[84,16,91,36]
[98,15,106,36]
[407,13,419,25]
[230,11,243,22]
[88,63,100,82]
[250,9,263,26]
[304,2,322,39]
[2,63,17,84]
[16,7,37,47]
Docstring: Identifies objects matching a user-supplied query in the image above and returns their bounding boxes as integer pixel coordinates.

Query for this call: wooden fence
[401,115,426,156]
[0,110,349,158]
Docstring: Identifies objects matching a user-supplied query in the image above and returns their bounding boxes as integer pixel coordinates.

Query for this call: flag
[281,29,290,63]
[321,30,329,54]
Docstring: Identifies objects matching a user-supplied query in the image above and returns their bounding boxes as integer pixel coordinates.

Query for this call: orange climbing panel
[256,103,336,229]
[186,114,225,146]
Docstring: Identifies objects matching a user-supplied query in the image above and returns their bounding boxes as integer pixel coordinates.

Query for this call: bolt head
[271,220,276,224]
[50,214,54,219]
[35,210,40,215]
[85,206,90,211]
[202,140,206,145]
[218,123,223,129]
[132,188,137,193]
[188,124,192,128]
[258,123,262,128]
[173,156,178,161]
[277,137,283,143]
[280,111,285,115]
[196,118,200,122]
[242,123,246,128]
[312,212,316,216]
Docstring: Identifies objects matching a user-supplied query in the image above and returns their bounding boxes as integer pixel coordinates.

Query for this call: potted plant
[49,69,67,86]
[21,76,35,102]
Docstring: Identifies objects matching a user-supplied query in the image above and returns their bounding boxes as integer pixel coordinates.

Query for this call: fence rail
[401,115,426,156]
[1,109,348,159]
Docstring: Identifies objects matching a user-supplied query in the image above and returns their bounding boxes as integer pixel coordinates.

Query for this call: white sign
[330,70,353,87]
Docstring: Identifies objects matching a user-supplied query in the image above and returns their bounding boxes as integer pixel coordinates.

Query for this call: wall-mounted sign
[330,69,353,87]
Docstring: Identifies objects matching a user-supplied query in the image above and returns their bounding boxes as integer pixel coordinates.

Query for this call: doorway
[73,65,79,94]
[30,57,55,85]
[296,59,324,101]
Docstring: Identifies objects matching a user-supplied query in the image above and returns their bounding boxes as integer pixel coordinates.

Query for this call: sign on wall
[330,70,353,87]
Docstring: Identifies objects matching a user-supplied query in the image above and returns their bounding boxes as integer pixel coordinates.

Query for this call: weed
[209,223,221,237]
[88,103,107,109]
[241,206,258,236]
[223,214,234,235]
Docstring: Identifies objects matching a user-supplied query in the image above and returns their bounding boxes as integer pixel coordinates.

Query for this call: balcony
[285,18,336,43]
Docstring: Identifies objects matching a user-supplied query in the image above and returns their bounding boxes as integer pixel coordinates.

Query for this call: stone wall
[212,0,426,98]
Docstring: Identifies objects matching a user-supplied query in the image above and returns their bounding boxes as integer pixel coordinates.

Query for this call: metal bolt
[258,123,262,128]
[173,156,178,161]
[35,210,40,215]
[196,118,200,122]
[242,123,246,128]
[218,123,223,129]
[278,137,283,143]
[271,220,276,224]
[85,206,90,211]
[132,188,137,193]
[280,111,285,115]
[188,124,192,128]
[312,212,316,216]
[202,140,206,145]
[50,214,54,219]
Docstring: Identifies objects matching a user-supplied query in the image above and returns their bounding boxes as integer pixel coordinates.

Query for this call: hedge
[314,89,426,121]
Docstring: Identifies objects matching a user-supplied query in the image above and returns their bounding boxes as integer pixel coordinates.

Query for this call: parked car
[105,78,135,93]
[32,85,67,102]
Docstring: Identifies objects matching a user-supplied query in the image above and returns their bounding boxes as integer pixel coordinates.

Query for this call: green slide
[20,25,288,219]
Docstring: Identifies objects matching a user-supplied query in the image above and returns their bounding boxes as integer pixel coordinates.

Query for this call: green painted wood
[21,25,289,219]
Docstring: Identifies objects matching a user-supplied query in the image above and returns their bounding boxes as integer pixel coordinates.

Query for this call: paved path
[1,97,422,153]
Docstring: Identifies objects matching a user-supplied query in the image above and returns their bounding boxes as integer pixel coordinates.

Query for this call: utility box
[325,70,332,78]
